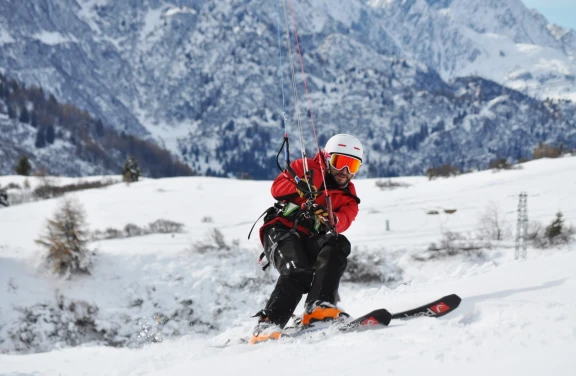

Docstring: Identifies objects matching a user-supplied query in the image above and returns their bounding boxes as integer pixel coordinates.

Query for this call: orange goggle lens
[329,154,362,174]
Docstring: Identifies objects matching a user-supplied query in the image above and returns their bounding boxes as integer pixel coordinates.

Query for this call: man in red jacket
[250,134,363,344]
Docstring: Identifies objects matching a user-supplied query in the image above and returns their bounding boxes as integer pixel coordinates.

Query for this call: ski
[286,293,461,338]
[286,308,392,338]
[391,293,461,320]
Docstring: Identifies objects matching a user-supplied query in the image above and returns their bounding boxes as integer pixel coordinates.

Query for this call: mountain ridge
[1,0,575,178]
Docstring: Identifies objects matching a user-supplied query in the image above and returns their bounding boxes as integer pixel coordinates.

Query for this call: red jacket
[259,153,360,242]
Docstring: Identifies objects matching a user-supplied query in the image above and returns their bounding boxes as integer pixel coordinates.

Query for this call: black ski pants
[261,224,351,328]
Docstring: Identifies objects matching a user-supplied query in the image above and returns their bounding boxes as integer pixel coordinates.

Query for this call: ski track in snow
[1,157,576,375]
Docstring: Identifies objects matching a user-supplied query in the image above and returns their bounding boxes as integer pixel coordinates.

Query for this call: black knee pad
[313,234,351,258]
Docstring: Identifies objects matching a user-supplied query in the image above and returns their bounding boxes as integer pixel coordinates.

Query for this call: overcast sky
[521,0,576,30]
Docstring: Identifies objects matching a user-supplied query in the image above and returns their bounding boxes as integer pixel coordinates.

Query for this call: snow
[164,6,197,18]
[1,156,576,374]
[0,27,15,44]
[32,31,76,46]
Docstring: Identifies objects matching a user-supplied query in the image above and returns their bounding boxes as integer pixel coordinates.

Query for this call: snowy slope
[3,252,573,376]
[0,156,575,374]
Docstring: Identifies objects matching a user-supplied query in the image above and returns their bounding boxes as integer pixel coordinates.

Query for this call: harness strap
[259,219,300,271]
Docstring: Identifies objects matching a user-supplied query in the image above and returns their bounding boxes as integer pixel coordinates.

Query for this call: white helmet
[324,134,363,162]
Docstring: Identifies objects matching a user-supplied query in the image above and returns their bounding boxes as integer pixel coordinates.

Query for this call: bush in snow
[374,179,410,190]
[192,228,239,254]
[416,231,489,261]
[343,247,403,286]
[122,156,140,183]
[124,223,144,237]
[0,187,8,207]
[148,219,185,234]
[91,219,185,241]
[7,178,118,206]
[527,213,575,248]
[425,164,461,180]
[545,211,564,242]
[488,158,513,170]
[34,179,118,200]
[35,197,92,276]
[532,142,564,159]
[5,182,22,190]
[5,295,106,354]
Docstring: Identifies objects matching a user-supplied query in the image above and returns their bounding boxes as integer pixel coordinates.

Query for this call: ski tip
[431,294,462,317]
[443,294,462,308]
[364,308,392,326]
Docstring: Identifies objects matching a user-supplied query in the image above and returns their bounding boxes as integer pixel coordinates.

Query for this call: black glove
[296,179,318,199]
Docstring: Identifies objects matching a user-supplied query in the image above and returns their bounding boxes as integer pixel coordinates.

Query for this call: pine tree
[122,156,140,182]
[46,124,55,144]
[15,155,32,176]
[35,127,46,148]
[7,104,16,119]
[19,106,30,123]
[35,197,91,276]
[545,211,564,242]
[30,110,38,128]
[95,119,104,138]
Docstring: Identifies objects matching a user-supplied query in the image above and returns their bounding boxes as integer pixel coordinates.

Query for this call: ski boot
[249,317,284,345]
[301,300,350,326]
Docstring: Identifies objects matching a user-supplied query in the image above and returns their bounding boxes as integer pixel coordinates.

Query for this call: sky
[522,0,576,30]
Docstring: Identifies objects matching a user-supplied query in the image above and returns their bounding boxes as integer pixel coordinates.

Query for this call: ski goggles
[328,153,362,174]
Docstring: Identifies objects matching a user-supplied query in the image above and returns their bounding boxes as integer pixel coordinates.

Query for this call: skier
[250,134,363,344]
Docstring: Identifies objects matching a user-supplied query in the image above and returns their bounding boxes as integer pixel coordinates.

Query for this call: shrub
[488,158,512,170]
[532,142,564,159]
[123,156,140,183]
[5,182,22,190]
[545,211,564,241]
[91,219,185,241]
[35,197,92,276]
[374,179,410,190]
[525,217,575,248]
[192,229,237,254]
[0,188,8,207]
[415,231,490,261]
[124,223,144,237]
[426,164,461,180]
[33,179,118,200]
[342,247,403,286]
[91,227,124,240]
[148,219,185,234]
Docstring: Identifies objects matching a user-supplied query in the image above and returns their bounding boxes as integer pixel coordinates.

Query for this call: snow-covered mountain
[367,0,576,100]
[1,0,575,178]
[0,156,575,374]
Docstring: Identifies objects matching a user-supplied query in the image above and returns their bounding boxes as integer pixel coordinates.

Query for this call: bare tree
[36,197,92,276]
[478,202,511,241]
